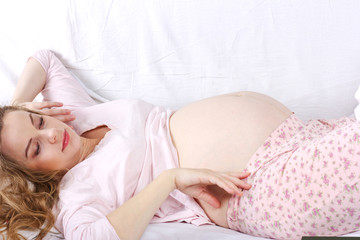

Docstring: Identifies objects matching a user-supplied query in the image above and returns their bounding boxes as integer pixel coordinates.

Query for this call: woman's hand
[15,101,75,122]
[171,168,251,208]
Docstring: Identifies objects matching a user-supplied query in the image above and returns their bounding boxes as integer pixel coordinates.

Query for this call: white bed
[1,0,360,239]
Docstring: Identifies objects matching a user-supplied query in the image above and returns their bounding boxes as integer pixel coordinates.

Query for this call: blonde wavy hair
[0,106,65,240]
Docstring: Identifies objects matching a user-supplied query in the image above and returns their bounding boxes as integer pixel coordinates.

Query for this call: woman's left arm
[11,57,46,105]
[106,168,251,240]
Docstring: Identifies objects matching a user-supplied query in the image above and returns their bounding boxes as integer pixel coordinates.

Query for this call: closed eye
[39,116,44,129]
[34,116,44,157]
[34,142,41,157]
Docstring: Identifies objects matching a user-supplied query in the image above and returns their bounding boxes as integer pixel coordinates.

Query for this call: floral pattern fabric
[227,114,360,239]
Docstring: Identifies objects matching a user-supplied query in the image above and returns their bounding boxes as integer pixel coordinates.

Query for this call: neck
[78,137,102,163]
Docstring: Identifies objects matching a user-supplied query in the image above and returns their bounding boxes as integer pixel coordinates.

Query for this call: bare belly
[169,91,292,227]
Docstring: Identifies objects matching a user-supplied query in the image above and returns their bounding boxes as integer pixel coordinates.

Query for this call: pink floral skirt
[227,114,360,239]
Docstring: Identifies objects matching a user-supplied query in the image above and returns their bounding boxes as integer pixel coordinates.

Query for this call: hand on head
[15,101,75,123]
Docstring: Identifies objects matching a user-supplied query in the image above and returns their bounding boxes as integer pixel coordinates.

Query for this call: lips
[62,129,69,152]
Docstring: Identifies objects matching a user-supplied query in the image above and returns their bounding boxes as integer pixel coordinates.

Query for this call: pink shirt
[32,50,212,240]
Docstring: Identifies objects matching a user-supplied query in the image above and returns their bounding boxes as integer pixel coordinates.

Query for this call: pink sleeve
[58,206,120,240]
[32,50,97,110]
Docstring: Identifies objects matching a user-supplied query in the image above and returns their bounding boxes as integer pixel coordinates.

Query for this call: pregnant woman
[0,50,359,240]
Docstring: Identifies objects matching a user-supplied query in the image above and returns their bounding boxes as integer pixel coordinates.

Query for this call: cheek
[35,148,58,166]
[31,155,61,171]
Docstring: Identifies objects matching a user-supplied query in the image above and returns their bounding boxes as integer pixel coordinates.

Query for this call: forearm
[11,57,46,105]
[107,169,176,240]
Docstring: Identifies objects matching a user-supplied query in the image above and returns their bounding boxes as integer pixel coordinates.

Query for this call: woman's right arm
[106,168,251,240]
[60,169,250,240]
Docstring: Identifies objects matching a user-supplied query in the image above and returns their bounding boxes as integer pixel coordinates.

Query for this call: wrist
[161,169,177,191]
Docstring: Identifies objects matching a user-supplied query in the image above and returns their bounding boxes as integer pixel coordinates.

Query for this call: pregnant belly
[169,91,292,227]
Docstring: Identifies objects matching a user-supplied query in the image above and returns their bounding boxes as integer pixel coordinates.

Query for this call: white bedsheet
[1,0,360,239]
[141,223,360,240]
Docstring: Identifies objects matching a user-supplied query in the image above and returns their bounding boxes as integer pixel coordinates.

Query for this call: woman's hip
[226,115,360,239]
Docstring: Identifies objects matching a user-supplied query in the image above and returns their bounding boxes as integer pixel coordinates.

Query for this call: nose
[42,128,59,144]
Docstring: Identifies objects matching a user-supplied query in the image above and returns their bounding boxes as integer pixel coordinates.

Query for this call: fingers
[36,101,63,109]
[15,101,75,123]
[53,114,76,123]
[223,173,252,190]
[229,171,251,179]
[41,108,72,116]
[40,106,76,122]
[16,101,64,110]
[210,171,252,197]
[204,174,241,197]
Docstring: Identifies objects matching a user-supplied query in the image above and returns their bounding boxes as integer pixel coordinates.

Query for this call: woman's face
[0,110,82,171]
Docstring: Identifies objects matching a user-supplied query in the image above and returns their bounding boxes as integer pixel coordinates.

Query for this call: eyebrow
[25,113,34,158]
